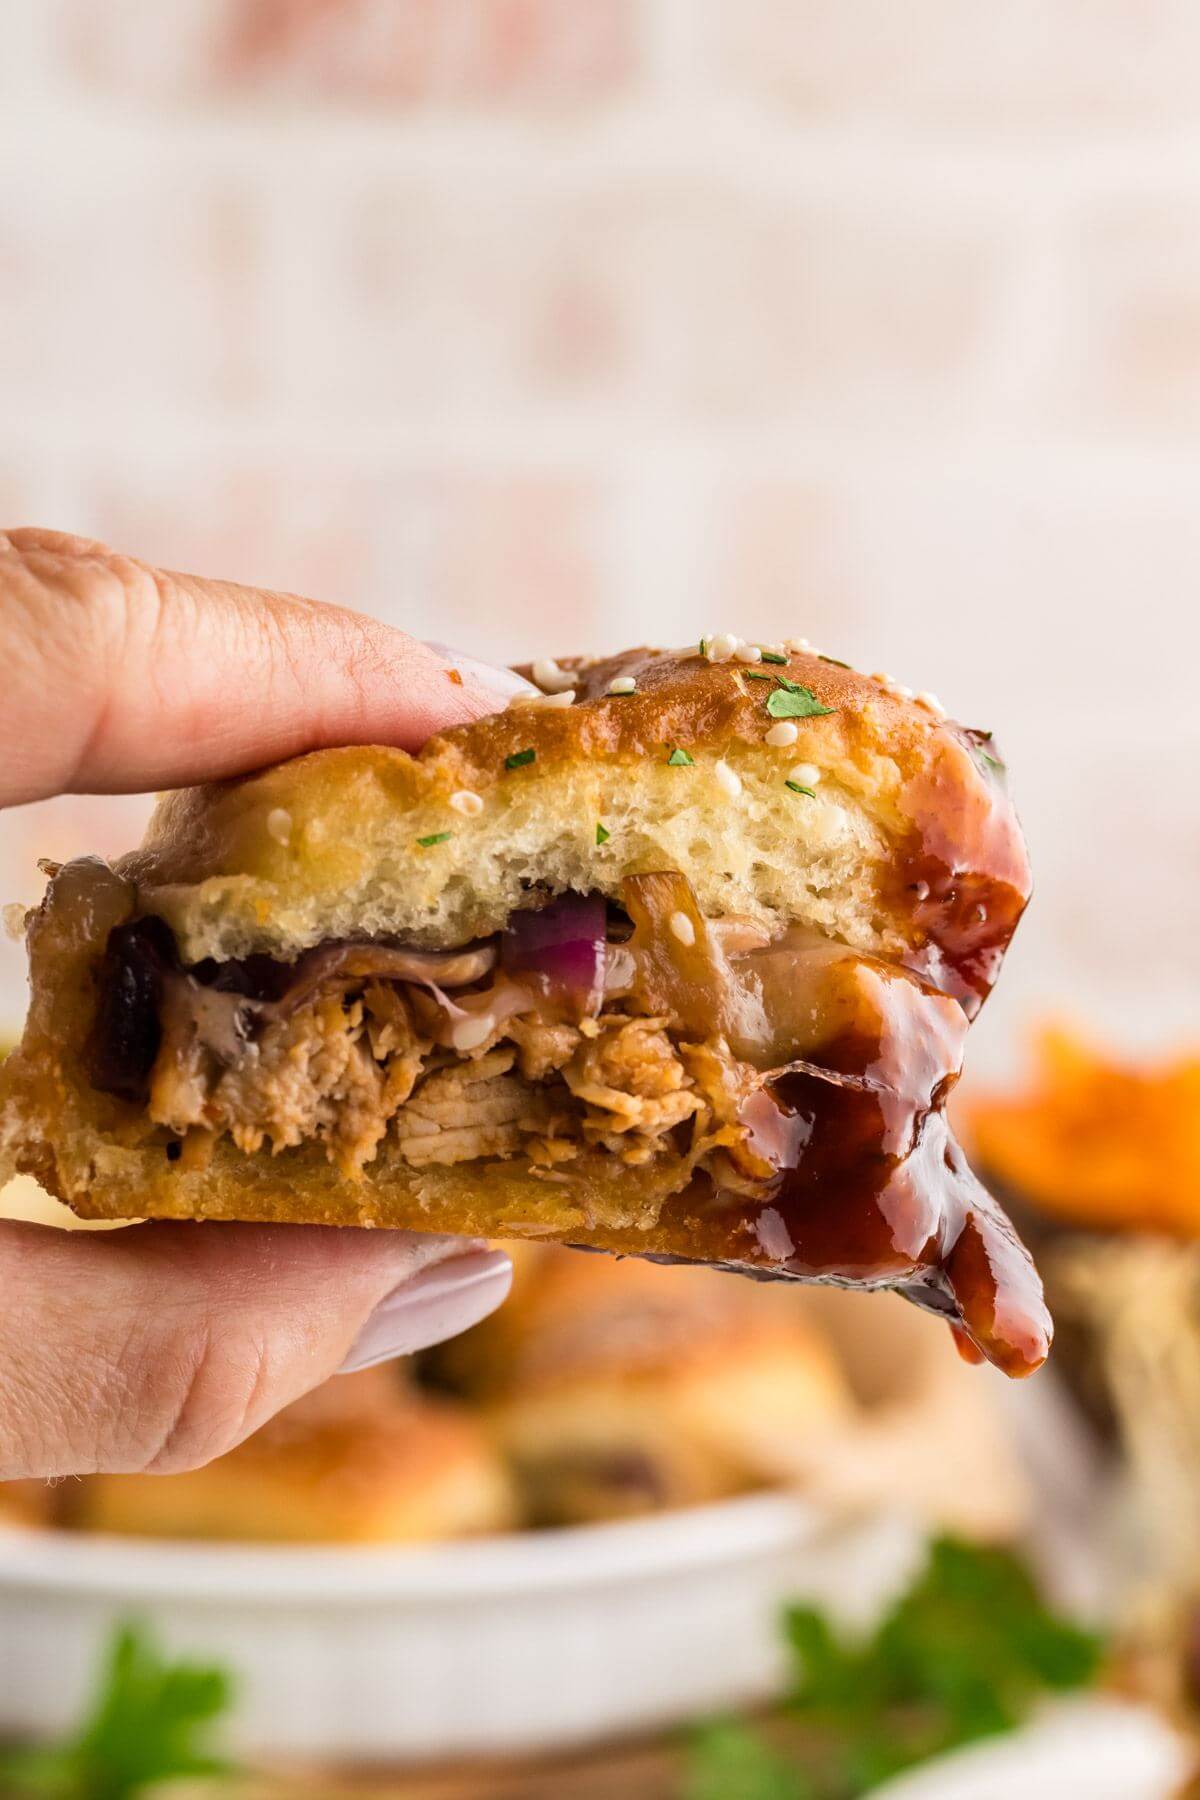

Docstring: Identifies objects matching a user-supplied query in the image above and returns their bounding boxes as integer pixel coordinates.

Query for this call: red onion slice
[501,892,607,1017]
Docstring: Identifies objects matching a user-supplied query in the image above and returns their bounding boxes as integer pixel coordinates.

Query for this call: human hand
[0,529,526,1481]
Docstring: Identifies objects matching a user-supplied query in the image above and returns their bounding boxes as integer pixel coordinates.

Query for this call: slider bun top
[122,643,1030,993]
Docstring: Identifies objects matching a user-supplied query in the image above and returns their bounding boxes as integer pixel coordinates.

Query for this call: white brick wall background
[2,0,1198,1067]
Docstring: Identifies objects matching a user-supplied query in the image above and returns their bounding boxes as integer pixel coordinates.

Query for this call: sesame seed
[788,763,821,788]
[451,1014,495,1053]
[532,657,575,694]
[266,807,292,846]
[786,636,813,653]
[765,721,799,748]
[509,689,575,710]
[871,671,895,687]
[449,790,484,817]
[916,691,946,717]
[608,676,637,695]
[668,910,696,947]
[714,759,742,798]
[2,902,27,942]
[704,632,740,664]
[892,683,914,701]
[734,643,763,664]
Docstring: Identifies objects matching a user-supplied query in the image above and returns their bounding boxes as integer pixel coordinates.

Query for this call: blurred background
[2,4,1200,1795]
[1,0,1198,1053]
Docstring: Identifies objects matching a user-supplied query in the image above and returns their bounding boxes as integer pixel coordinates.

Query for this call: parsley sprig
[683,1536,1102,1800]
[0,1622,235,1799]
[687,1720,813,1800]
[766,677,836,721]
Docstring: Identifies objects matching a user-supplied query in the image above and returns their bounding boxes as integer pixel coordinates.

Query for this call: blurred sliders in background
[1,1,1199,1795]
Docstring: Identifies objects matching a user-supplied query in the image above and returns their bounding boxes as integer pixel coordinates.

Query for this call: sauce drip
[628,999,1050,1379]
[618,868,1050,1379]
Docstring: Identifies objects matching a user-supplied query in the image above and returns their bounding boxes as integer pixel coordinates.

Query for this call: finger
[0,529,531,808]
[0,1221,511,1480]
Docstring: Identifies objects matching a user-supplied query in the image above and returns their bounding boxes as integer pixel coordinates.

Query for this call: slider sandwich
[440,1251,850,1526]
[0,640,1049,1375]
[78,1386,515,1544]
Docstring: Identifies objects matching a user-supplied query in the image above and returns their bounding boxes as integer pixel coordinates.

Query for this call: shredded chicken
[147,970,761,1183]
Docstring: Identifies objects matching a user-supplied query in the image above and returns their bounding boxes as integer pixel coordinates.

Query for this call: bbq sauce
[890,726,1032,1020]
[637,949,1050,1377]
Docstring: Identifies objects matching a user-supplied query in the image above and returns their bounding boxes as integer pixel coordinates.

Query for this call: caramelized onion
[622,872,770,1048]
[415,972,537,1052]
[261,940,497,1017]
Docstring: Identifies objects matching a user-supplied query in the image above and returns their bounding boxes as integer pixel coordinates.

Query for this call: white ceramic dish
[873,1697,1190,1800]
[0,1495,923,1761]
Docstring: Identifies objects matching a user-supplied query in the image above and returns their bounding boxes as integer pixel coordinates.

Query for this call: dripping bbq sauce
[649,1060,1051,1380]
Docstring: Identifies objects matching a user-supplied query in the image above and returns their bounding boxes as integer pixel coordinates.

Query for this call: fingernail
[338,1250,513,1372]
[425,641,536,701]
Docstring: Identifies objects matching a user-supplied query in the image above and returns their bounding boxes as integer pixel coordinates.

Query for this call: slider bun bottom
[49,1121,745,1263]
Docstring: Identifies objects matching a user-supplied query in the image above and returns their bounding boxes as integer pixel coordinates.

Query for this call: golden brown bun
[440,1251,849,1524]
[76,1390,515,1545]
[0,1479,58,1529]
[119,645,1026,970]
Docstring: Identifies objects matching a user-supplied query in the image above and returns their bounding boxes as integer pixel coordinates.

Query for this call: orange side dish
[965,1025,1200,1238]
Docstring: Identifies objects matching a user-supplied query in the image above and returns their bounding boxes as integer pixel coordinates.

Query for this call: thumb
[0,1222,511,1480]
[0,528,531,808]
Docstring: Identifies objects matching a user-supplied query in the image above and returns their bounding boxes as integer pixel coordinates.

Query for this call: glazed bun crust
[121,645,1028,1002]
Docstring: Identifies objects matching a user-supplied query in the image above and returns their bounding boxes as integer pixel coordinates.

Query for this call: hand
[0,529,524,1482]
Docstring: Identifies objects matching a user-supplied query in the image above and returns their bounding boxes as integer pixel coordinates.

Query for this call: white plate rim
[0,1489,822,1604]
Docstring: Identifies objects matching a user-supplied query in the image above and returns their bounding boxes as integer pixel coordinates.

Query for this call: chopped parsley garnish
[505,748,536,770]
[685,1721,808,1800]
[766,683,836,720]
[596,822,610,845]
[698,637,710,657]
[760,649,788,665]
[667,747,695,766]
[416,832,452,847]
[818,654,852,669]
[0,1622,236,1799]
[683,1536,1102,1800]
[785,781,816,798]
[743,669,774,682]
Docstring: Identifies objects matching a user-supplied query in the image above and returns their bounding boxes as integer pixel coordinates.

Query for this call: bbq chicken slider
[0,639,1048,1376]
